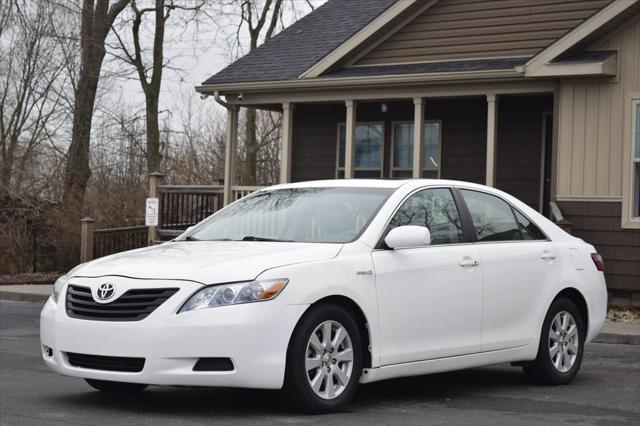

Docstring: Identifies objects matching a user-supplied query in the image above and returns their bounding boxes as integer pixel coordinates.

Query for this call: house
[196,0,640,302]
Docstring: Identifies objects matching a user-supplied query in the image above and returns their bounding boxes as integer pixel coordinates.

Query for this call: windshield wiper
[241,236,294,242]
[184,235,200,241]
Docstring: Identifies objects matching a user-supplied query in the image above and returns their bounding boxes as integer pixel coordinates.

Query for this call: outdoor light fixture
[381,103,388,113]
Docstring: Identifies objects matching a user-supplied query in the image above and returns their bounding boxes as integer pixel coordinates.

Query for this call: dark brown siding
[291,104,343,182]
[558,201,640,292]
[437,97,486,184]
[496,95,554,211]
[355,0,611,65]
[291,98,489,184]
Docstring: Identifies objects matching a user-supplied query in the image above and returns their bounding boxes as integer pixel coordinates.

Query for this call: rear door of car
[457,188,561,352]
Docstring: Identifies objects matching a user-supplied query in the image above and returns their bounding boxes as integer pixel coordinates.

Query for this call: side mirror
[384,225,431,249]
[178,226,195,240]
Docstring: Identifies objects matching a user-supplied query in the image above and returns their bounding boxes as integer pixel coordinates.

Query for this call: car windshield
[187,187,393,243]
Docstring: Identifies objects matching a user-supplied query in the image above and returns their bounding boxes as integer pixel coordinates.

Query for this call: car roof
[265,179,491,192]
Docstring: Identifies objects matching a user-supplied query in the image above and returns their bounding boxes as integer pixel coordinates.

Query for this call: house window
[336,123,384,178]
[634,101,640,218]
[390,121,441,178]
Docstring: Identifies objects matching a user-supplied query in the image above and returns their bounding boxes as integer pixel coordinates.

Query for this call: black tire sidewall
[284,304,363,413]
[527,298,585,385]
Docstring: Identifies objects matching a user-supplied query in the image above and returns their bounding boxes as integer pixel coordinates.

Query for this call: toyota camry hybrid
[40,179,607,413]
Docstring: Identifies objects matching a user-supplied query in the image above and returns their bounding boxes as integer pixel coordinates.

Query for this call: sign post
[145,198,159,227]
[147,172,164,245]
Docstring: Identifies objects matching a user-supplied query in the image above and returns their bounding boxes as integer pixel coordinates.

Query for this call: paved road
[1,300,639,426]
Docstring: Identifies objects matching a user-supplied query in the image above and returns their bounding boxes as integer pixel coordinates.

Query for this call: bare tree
[111,0,204,175]
[217,0,318,185]
[0,0,73,192]
[61,0,130,217]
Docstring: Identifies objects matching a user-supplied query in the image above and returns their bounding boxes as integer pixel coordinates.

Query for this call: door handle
[541,252,556,261]
[459,258,479,267]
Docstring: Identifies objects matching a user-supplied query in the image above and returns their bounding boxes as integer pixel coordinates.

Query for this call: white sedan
[40,180,607,413]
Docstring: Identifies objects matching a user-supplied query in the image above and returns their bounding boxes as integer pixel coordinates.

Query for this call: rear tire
[85,379,148,393]
[284,304,363,413]
[523,298,585,385]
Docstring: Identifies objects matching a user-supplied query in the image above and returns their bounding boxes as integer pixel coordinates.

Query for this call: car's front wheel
[85,379,148,393]
[523,297,585,385]
[284,304,363,413]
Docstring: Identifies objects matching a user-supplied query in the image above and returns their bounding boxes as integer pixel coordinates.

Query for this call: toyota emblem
[96,283,115,301]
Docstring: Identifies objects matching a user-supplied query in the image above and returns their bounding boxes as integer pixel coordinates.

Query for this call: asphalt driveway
[1,300,638,425]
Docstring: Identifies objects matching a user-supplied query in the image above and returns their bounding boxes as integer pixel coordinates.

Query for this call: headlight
[179,279,288,313]
[51,274,69,303]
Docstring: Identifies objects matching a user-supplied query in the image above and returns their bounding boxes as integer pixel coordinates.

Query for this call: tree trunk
[61,50,103,213]
[145,92,161,174]
[61,0,129,216]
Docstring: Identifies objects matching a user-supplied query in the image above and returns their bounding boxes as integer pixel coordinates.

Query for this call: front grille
[66,285,179,321]
[67,352,145,372]
[193,358,234,372]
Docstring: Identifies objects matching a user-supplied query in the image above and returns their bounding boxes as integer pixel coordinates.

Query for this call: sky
[106,1,327,117]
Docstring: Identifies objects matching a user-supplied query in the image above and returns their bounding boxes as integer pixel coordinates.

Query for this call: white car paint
[40,179,607,390]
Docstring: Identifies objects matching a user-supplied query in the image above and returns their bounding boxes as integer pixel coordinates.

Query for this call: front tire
[284,304,363,413]
[523,298,585,385]
[85,379,148,393]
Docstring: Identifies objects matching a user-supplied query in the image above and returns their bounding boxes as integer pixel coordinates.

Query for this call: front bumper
[40,278,307,389]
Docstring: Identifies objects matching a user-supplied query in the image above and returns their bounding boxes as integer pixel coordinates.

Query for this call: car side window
[513,209,546,240]
[460,190,521,242]
[388,188,464,245]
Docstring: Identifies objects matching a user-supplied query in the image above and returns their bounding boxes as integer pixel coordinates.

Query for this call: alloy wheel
[548,311,579,373]
[305,320,354,400]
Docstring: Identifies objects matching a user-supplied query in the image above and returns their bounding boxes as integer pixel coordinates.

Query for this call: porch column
[223,105,239,206]
[485,94,498,187]
[344,100,357,178]
[280,102,294,183]
[413,97,425,178]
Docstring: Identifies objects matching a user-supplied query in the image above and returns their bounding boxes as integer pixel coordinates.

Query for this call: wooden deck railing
[79,183,266,262]
[232,185,264,201]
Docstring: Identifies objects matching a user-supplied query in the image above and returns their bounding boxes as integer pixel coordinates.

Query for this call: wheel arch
[552,287,589,337]
[288,295,373,370]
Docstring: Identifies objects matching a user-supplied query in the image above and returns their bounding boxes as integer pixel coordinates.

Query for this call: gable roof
[202,0,398,85]
[199,0,636,92]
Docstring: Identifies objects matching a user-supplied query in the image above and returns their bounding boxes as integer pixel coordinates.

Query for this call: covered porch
[221,83,555,214]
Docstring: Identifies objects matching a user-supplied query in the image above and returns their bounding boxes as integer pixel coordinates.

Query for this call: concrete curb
[592,332,640,345]
[0,291,49,303]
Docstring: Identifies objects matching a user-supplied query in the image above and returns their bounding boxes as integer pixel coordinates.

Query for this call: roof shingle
[202,0,397,85]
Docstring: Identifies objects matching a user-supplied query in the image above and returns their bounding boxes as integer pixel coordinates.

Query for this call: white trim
[555,196,623,202]
[223,83,555,107]
[524,0,638,76]
[485,94,498,187]
[526,54,618,78]
[622,94,640,229]
[413,98,425,178]
[279,103,294,184]
[299,0,423,79]
[390,120,442,179]
[223,106,239,206]
[336,121,385,179]
[196,68,524,94]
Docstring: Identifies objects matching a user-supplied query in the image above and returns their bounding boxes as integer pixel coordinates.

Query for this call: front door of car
[459,189,561,352]
[372,188,482,366]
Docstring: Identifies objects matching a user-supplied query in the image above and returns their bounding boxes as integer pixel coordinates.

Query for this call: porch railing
[232,185,264,201]
[79,183,265,262]
[93,226,148,259]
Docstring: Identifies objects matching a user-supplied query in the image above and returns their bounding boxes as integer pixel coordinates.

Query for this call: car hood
[72,241,343,284]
